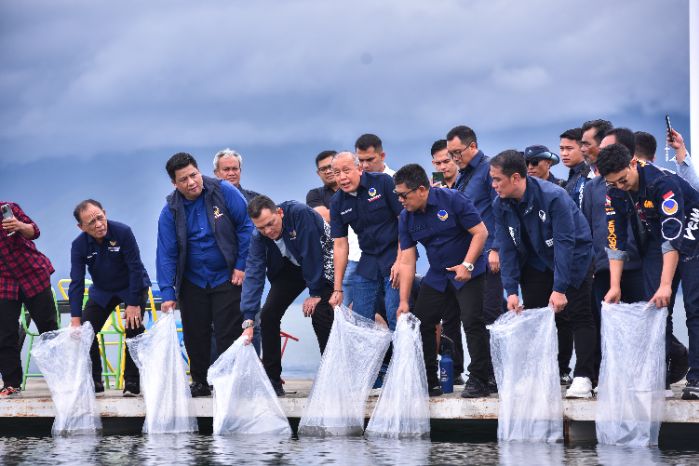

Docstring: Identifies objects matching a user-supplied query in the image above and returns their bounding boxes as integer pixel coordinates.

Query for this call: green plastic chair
[20,288,61,390]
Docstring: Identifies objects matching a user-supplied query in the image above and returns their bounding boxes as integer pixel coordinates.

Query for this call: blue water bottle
[440,352,454,394]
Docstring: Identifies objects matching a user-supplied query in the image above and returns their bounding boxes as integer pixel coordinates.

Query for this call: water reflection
[0,435,698,465]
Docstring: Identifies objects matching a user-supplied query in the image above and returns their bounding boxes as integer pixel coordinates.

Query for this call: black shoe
[668,345,689,385]
[560,372,573,386]
[190,382,211,398]
[428,386,443,397]
[454,374,467,386]
[487,376,498,393]
[94,380,105,394]
[123,380,140,397]
[681,380,699,400]
[272,382,286,397]
[461,376,491,398]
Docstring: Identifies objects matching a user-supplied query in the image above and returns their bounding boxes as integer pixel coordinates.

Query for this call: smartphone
[666,114,674,142]
[1,204,15,236]
[432,171,445,185]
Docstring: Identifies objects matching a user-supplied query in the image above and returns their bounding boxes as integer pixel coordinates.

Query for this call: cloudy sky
[1,0,692,284]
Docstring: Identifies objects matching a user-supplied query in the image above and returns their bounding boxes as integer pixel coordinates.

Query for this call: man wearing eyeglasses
[447,125,503,391]
[69,199,151,396]
[157,152,254,397]
[328,152,403,331]
[599,143,699,401]
[524,145,565,187]
[394,164,490,397]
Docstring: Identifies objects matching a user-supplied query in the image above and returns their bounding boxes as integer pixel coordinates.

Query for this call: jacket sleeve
[240,231,267,321]
[550,196,576,293]
[605,190,630,260]
[329,194,347,238]
[654,176,686,252]
[493,201,520,296]
[384,175,404,217]
[222,183,254,271]
[120,225,147,307]
[295,207,326,296]
[11,203,40,239]
[156,206,178,303]
[68,238,86,317]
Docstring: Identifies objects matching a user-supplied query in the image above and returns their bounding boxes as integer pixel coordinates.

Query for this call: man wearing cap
[524,145,565,187]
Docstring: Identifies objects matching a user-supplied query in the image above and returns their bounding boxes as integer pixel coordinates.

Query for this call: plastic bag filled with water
[127,312,198,434]
[31,322,102,436]
[365,313,430,438]
[488,307,562,442]
[596,301,667,446]
[207,334,291,436]
[298,305,392,437]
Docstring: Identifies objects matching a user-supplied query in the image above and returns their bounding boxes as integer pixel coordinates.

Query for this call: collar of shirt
[569,161,588,177]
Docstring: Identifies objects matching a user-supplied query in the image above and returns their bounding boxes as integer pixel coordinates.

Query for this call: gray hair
[213,148,243,171]
[332,151,359,167]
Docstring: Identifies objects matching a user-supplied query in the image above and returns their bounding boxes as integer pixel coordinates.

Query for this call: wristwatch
[461,261,475,272]
[242,319,255,329]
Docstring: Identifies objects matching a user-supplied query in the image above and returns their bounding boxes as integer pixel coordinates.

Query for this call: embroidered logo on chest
[437,210,449,221]
[367,187,382,202]
[661,191,678,216]
[213,206,224,219]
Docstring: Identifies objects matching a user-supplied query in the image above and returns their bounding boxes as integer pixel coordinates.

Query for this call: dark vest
[166,176,239,296]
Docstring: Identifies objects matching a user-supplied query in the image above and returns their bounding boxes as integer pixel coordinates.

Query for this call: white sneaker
[566,377,593,399]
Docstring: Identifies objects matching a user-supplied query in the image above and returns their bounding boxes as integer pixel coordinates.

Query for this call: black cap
[524,145,560,165]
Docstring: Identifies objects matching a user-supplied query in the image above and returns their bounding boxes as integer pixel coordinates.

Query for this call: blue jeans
[342,260,359,306]
[352,271,399,331]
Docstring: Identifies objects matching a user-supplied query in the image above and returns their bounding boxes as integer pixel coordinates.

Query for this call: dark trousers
[520,266,596,380]
[0,287,58,387]
[413,276,491,388]
[260,259,334,386]
[678,256,699,383]
[180,279,243,384]
[442,302,464,376]
[83,293,147,384]
[591,268,645,380]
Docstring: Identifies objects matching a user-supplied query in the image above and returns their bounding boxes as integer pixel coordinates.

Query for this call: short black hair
[581,119,614,145]
[559,128,582,143]
[446,125,478,147]
[355,134,383,152]
[315,150,337,167]
[247,195,277,219]
[597,143,632,177]
[166,152,199,181]
[634,131,657,161]
[73,199,104,223]
[430,139,447,156]
[603,127,635,158]
[394,164,430,190]
[490,150,527,178]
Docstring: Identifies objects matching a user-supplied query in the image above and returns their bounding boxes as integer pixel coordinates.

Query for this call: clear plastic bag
[127,312,198,434]
[365,313,430,438]
[31,322,102,436]
[207,335,291,436]
[298,305,392,437]
[596,301,667,446]
[488,307,562,442]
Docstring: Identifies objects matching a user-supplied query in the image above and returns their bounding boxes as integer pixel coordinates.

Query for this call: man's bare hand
[124,305,142,329]
[231,269,245,286]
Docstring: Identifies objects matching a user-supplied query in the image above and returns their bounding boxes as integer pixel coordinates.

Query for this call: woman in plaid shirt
[0,201,58,397]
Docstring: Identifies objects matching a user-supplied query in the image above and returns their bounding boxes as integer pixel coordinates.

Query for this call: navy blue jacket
[156,176,253,302]
[399,188,485,292]
[606,161,699,260]
[240,201,333,321]
[330,172,403,279]
[69,220,151,317]
[582,176,642,272]
[493,176,593,295]
[565,161,592,209]
[454,150,498,252]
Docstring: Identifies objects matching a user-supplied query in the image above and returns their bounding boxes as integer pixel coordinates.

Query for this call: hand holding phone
[432,171,445,187]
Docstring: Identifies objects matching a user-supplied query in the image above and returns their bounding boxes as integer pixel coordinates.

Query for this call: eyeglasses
[448,148,466,160]
[605,167,631,188]
[394,187,418,200]
[317,164,333,173]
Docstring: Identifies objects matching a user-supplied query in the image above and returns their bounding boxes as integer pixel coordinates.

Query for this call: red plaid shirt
[0,202,54,300]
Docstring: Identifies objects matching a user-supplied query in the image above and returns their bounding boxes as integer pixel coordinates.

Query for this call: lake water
[1,434,698,465]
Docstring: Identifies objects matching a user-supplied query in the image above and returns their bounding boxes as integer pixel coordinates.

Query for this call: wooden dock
[1,380,698,442]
